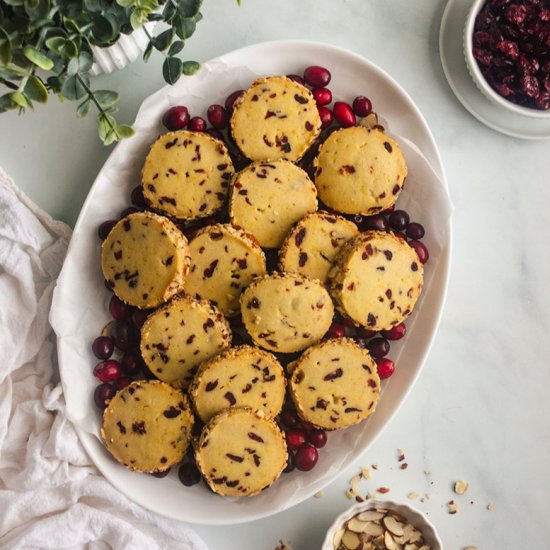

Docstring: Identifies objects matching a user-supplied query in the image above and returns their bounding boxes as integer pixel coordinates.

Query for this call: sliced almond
[357,510,384,522]
[384,531,400,550]
[347,518,367,533]
[447,500,459,514]
[333,528,345,548]
[383,515,404,537]
[341,530,362,550]
[464,547,479,550]
[363,522,384,537]
[361,467,372,480]
[350,474,362,485]
[407,492,420,500]
[417,546,431,550]
[407,529,422,544]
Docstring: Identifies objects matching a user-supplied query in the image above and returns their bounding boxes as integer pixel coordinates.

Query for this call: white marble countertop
[1,0,549,548]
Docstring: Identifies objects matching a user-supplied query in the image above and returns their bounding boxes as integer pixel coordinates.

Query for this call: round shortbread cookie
[190,345,286,423]
[279,211,359,283]
[195,407,287,497]
[327,231,424,331]
[184,224,266,317]
[230,75,321,162]
[240,272,334,353]
[101,211,189,309]
[140,295,231,388]
[101,380,194,473]
[289,338,380,430]
[229,159,318,249]
[141,130,234,220]
[314,126,407,215]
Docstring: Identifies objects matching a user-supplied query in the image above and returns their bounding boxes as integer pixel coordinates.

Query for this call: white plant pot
[90,22,157,76]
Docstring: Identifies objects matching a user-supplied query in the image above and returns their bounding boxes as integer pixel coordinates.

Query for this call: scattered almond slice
[361,467,372,480]
[408,492,420,500]
[454,480,469,495]
[314,490,324,498]
[487,503,494,511]
[447,500,459,514]
[463,547,479,550]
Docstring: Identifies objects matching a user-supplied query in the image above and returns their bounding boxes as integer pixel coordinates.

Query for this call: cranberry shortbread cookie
[278,211,359,283]
[141,130,234,220]
[230,75,321,162]
[184,223,266,317]
[328,231,424,331]
[101,380,194,473]
[101,211,189,309]
[140,295,231,388]
[229,159,318,249]
[195,407,287,497]
[314,126,407,215]
[240,272,334,353]
[289,338,380,430]
[190,345,285,423]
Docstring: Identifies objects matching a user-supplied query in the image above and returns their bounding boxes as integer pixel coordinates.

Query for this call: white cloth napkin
[0,168,208,550]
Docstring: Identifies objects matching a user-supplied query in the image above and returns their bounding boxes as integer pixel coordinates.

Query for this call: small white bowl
[463,0,550,119]
[322,499,442,550]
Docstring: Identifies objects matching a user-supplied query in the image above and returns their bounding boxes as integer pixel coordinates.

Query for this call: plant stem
[76,74,120,140]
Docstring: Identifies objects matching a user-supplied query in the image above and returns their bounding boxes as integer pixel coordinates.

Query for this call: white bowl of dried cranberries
[322,499,442,550]
[464,0,550,118]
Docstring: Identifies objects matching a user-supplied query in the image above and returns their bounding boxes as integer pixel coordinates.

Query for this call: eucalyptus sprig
[0,0,206,145]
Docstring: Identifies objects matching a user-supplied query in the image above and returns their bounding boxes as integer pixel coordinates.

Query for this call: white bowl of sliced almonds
[322,499,442,550]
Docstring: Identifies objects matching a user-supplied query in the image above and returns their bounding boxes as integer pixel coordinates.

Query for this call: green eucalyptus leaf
[61,73,87,100]
[174,0,202,18]
[193,10,202,22]
[46,75,62,93]
[24,74,48,102]
[162,1,177,22]
[162,56,182,85]
[148,12,163,21]
[0,93,17,112]
[130,8,148,30]
[0,29,12,66]
[143,40,153,62]
[91,13,118,43]
[83,0,103,12]
[153,28,173,51]
[98,113,119,145]
[173,15,195,40]
[67,51,92,74]
[181,60,199,76]
[116,124,134,138]
[3,0,25,7]
[9,90,28,108]
[58,0,83,19]
[76,98,90,117]
[45,36,66,53]
[168,40,183,56]
[0,67,23,81]
[116,0,135,7]
[94,89,119,108]
[23,45,54,70]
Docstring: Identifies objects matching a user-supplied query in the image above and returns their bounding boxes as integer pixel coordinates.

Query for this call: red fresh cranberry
[318,106,333,128]
[285,429,307,450]
[98,220,117,241]
[299,420,314,431]
[121,352,142,376]
[207,104,228,129]
[109,295,129,321]
[205,128,224,141]
[280,411,299,429]
[112,320,139,351]
[162,105,190,131]
[333,101,356,127]
[382,322,406,341]
[409,240,429,264]
[367,337,390,359]
[94,383,115,409]
[308,429,327,448]
[188,116,206,132]
[312,87,332,106]
[224,90,244,113]
[406,222,425,240]
[130,186,146,207]
[286,74,306,86]
[356,326,377,339]
[92,336,114,360]
[352,95,373,117]
[303,66,331,88]
[178,462,202,486]
[120,206,139,218]
[93,360,122,382]
[131,308,149,329]
[115,376,133,391]
[363,214,389,232]
[294,443,319,471]
[151,468,171,478]
[376,357,395,379]
[327,322,346,339]
[389,210,410,231]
